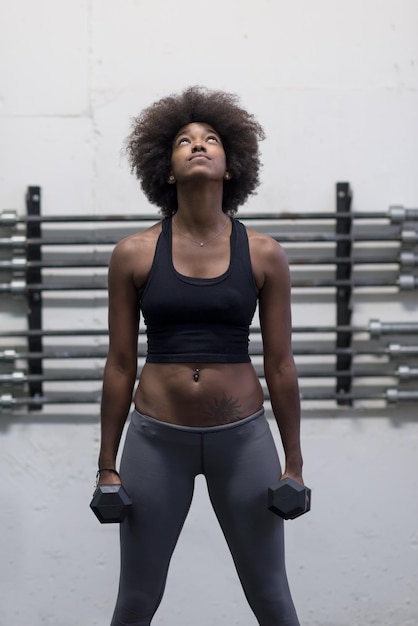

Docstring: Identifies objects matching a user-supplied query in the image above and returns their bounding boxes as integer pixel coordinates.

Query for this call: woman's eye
[178,137,190,145]
[207,136,218,142]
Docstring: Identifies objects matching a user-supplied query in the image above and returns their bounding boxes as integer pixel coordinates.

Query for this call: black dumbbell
[90,484,132,524]
[268,477,311,520]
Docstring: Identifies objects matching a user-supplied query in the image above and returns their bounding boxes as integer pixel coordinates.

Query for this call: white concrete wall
[1,1,418,625]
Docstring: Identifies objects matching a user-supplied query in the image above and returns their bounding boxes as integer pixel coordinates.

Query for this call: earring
[168,175,176,184]
[224,171,231,180]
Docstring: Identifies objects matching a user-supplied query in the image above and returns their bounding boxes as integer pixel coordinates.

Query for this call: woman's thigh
[112,412,200,624]
[204,413,299,625]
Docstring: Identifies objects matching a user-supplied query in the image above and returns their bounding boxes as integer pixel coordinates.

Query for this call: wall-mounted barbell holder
[1,184,416,410]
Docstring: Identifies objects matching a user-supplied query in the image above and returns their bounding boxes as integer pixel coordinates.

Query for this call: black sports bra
[140,216,258,363]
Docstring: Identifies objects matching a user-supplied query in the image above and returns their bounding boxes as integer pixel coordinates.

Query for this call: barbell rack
[1,183,417,411]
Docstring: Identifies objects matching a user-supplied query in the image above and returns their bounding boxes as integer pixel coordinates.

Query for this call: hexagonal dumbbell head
[90,484,132,524]
[267,477,311,520]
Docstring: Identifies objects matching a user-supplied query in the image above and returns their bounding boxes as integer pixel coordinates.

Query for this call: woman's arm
[257,236,303,483]
[97,238,141,484]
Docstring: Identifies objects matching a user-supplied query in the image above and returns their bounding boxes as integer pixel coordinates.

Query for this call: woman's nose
[191,141,205,152]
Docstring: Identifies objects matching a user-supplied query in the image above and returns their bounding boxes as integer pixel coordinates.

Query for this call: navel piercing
[193,368,200,382]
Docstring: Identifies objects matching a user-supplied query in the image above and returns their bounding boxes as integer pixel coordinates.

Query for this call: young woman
[97,86,304,625]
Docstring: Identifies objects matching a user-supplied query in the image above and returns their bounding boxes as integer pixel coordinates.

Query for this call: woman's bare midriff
[134,362,264,427]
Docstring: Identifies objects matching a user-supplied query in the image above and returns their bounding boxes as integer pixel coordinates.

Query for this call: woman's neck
[175,181,224,224]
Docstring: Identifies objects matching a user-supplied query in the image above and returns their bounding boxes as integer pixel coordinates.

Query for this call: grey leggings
[111,408,300,626]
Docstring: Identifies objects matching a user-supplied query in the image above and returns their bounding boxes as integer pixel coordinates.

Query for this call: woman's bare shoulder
[108,220,163,291]
[245,226,288,265]
[110,220,163,265]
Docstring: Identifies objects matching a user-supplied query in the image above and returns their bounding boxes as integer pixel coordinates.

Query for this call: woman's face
[170,122,228,184]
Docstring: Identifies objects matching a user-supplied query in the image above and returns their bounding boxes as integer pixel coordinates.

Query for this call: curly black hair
[125,86,265,216]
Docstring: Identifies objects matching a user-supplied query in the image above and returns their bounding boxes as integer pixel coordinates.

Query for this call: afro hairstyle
[125,86,265,216]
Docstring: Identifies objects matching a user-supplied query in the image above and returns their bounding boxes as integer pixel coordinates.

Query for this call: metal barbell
[1,319,418,339]
[1,251,417,272]
[1,386,418,411]
[1,343,418,363]
[1,206,418,226]
[1,274,418,294]
[1,229,418,249]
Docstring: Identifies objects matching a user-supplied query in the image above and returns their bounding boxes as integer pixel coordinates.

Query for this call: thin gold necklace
[172,217,229,247]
